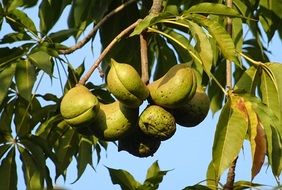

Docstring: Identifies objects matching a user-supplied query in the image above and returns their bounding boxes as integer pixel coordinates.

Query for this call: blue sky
[1,4,282,190]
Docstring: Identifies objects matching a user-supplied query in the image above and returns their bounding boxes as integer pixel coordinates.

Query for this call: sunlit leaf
[3,0,24,12]
[28,51,53,75]
[184,3,242,17]
[0,147,17,190]
[187,20,213,74]
[107,167,141,190]
[188,14,238,65]
[6,9,37,33]
[0,63,16,105]
[15,59,36,101]
[210,95,248,183]
[142,161,169,190]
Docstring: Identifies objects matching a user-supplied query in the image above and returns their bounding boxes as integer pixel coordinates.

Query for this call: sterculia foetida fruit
[138,105,176,141]
[148,64,197,108]
[60,85,100,129]
[106,59,149,108]
[90,101,139,141]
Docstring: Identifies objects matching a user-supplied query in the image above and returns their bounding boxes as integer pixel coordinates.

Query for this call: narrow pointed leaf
[252,122,267,179]
[184,3,242,17]
[107,167,141,190]
[188,14,238,65]
[73,136,93,183]
[28,51,53,75]
[0,63,16,105]
[0,148,17,190]
[0,32,32,44]
[234,66,259,94]
[211,95,248,182]
[187,20,213,73]
[15,59,36,101]
[143,161,169,189]
[7,9,37,32]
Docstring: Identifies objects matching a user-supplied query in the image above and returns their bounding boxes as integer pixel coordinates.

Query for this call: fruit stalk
[140,33,149,84]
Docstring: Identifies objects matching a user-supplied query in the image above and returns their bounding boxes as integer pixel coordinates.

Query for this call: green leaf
[234,66,259,94]
[151,35,177,80]
[184,3,241,17]
[131,12,173,36]
[18,145,44,190]
[188,14,238,65]
[107,167,141,190]
[0,147,17,190]
[233,180,267,190]
[47,29,77,43]
[183,184,212,190]
[15,59,36,101]
[142,161,169,190]
[3,0,23,12]
[73,136,94,183]
[0,47,25,68]
[187,20,213,74]
[6,9,37,33]
[13,97,32,136]
[28,51,53,75]
[0,98,16,135]
[55,127,79,180]
[260,0,282,19]
[210,95,248,183]
[0,144,12,159]
[68,0,110,38]
[0,63,16,105]
[0,32,32,44]
[39,0,71,34]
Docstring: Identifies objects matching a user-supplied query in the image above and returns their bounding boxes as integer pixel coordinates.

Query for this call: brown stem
[140,33,149,84]
[226,0,233,90]
[225,0,238,189]
[223,157,238,190]
[59,0,137,54]
[150,0,163,15]
[78,19,142,85]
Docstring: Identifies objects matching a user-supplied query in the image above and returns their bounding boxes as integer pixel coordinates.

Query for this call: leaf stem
[237,51,262,66]
[140,33,149,84]
[78,19,142,85]
[59,0,137,54]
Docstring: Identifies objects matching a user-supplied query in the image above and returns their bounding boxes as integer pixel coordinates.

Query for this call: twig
[78,19,142,85]
[225,0,238,189]
[226,0,233,90]
[150,0,163,15]
[223,157,238,190]
[59,0,137,54]
[140,33,149,84]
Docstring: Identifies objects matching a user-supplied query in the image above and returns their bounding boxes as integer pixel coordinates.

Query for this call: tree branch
[140,33,149,84]
[224,0,237,189]
[59,0,137,55]
[150,0,163,15]
[78,19,142,85]
[224,157,238,190]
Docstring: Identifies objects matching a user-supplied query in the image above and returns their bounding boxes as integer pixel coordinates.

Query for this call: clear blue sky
[1,4,282,190]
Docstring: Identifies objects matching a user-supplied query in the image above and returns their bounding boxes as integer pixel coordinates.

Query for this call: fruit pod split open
[106,59,149,108]
[60,85,100,129]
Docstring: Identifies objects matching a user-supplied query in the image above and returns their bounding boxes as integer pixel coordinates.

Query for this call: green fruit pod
[90,101,139,141]
[172,87,210,127]
[60,85,100,128]
[139,105,176,141]
[148,64,197,108]
[106,59,149,108]
[118,128,161,158]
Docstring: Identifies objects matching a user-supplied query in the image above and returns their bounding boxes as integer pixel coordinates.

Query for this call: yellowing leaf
[210,95,248,184]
